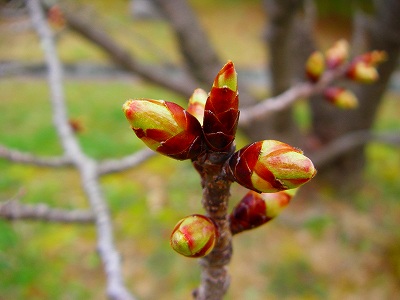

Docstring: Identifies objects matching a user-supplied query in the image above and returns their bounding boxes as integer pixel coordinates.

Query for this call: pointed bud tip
[213,60,237,92]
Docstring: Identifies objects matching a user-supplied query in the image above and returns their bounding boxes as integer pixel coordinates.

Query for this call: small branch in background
[0,200,95,223]
[98,148,154,175]
[26,1,135,299]
[52,3,199,97]
[311,130,400,168]
[0,144,72,167]
[239,64,348,126]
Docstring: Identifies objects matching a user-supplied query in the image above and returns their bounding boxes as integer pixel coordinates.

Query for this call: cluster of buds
[346,50,387,84]
[305,39,386,110]
[123,61,316,258]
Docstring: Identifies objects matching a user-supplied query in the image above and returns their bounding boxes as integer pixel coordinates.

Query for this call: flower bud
[227,140,316,193]
[325,39,349,69]
[203,61,239,152]
[346,61,379,84]
[323,87,358,109]
[187,88,208,125]
[305,51,325,82]
[230,189,296,234]
[123,99,203,160]
[170,214,218,258]
[48,5,66,29]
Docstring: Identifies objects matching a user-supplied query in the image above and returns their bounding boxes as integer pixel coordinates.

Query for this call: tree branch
[239,64,348,126]
[26,1,135,299]
[0,200,94,223]
[311,130,400,168]
[0,144,72,167]
[192,152,234,300]
[55,3,199,97]
[153,0,221,84]
[98,148,154,175]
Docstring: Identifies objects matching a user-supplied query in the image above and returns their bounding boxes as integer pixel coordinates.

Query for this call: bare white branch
[26,1,135,299]
[0,200,94,223]
[0,144,72,167]
[98,148,155,175]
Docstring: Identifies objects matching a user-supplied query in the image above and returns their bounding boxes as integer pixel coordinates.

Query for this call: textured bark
[192,150,234,300]
[309,0,400,190]
[153,0,221,85]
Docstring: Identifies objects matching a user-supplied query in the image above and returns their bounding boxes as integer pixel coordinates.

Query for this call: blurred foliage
[314,0,374,17]
[0,0,399,299]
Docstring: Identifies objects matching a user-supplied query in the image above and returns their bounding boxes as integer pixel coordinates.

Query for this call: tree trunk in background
[309,0,400,191]
[152,0,221,85]
[243,0,309,145]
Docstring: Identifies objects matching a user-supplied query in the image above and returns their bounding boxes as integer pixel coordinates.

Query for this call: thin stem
[193,151,234,300]
[26,1,134,299]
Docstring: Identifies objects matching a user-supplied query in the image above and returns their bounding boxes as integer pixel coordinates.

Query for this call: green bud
[325,39,349,69]
[305,51,325,82]
[228,140,316,193]
[347,61,379,84]
[170,214,218,258]
[123,99,203,160]
[324,87,358,109]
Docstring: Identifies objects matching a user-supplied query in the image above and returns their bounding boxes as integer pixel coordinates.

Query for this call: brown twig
[26,1,135,299]
[192,151,234,300]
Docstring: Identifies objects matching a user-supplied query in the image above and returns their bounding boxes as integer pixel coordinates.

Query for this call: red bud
[230,189,295,234]
[123,99,204,160]
[227,140,316,193]
[203,61,239,152]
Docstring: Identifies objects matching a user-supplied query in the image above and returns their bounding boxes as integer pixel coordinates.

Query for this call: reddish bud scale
[230,190,294,234]
[228,140,316,193]
[123,99,204,160]
[203,61,239,152]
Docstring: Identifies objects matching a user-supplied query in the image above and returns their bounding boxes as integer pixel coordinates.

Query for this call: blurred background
[0,0,399,299]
